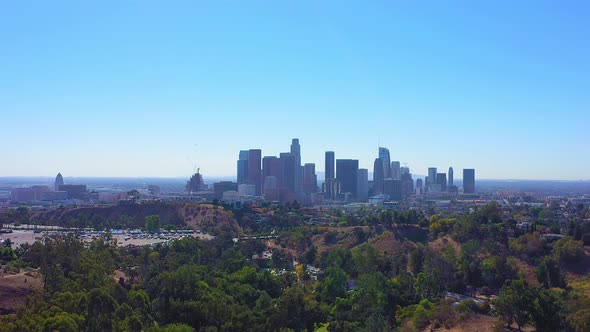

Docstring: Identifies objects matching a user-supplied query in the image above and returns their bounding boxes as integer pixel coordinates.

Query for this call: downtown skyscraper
[463,168,475,194]
[336,159,359,199]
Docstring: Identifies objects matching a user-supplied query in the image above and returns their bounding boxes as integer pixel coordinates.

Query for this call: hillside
[27,202,240,236]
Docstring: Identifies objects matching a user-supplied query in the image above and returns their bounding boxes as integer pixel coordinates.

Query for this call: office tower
[323,178,341,200]
[379,147,391,178]
[263,176,278,190]
[263,176,280,201]
[280,152,296,193]
[290,138,301,163]
[401,173,414,198]
[303,163,317,194]
[373,158,384,194]
[427,167,437,188]
[325,151,335,180]
[448,167,454,188]
[59,184,87,199]
[262,156,278,178]
[11,188,36,203]
[391,161,401,180]
[416,178,423,188]
[290,138,302,193]
[264,156,283,184]
[237,151,249,184]
[32,185,49,201]
[55,172,64,191]
[383,179,402,201]
[336,159,359,198]
[356,168,369,201]
[247,149,262,195]
[463,169,475,194]
[436,173,447,191]
[213,181,238,199]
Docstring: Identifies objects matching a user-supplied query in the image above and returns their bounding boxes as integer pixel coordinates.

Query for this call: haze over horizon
[2,1,589,180]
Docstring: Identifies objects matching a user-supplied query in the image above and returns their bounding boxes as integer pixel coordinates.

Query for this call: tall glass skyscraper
[373,158,384,194]
[378,147,391,178]
[325,151,335,180]
[448,167,454,188]
[237,150,249,184]
[391,161,401,180]
[336,159,359,198]
[247,149,262,195]
[463,169,475,194]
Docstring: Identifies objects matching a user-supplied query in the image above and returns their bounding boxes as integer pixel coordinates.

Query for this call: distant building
[186,171,205,193]
[238,184,256,196]
[436,173,447,191]
[290,139,303,194]
[247,149,262,195]
[369,194,389,206]
[237,150,249,184]
[336,159,359,198]
[448,167,454,188]
[373,158,384,194]
[58,184,87,199]
[356,168,369,201]
[31,185,49,200]
[222,190,240,202]
[262,156,277,178]
[41,191,68,201]
[280,152,297,194]
[416,178,423,188]
[383,179,402,201]
[55,173,64,191]
[401,173,414,197]
[97,192,127,204]
[325,151,335,180]
[391,161,401,180]
[213,181,238,199]
[379,147,391,178]
[11,188,36,203]
[263,176,279,200]
[303,163,317,195]
[427,167,437,188]
[463,169,475,193]
[323,178,340,199]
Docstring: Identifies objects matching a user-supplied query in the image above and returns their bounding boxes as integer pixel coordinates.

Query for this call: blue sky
[1,1,589,180]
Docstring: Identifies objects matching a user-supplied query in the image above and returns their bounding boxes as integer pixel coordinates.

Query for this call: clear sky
[1,1,589,180]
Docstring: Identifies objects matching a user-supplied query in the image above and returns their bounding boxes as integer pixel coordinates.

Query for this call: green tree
[553,237,584,263]
[530,288,565,332]
[535,256,563,288]
[493,279,535,331]
[145,215,161,233]
[319,267,348,303]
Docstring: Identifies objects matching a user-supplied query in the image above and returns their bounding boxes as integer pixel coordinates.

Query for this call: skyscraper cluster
[372,147,413,201]
[236,140,475,203]
[423,166,475,194]
[237,139,317,203]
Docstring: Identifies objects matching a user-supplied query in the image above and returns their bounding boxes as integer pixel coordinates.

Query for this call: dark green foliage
[145,215,161,233]
[493,279,566,331]
[553,237,584,263]
[2,201,585,332]
[535,256,564,288]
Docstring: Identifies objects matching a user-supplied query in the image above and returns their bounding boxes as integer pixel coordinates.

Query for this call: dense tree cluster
[0,202,589,331]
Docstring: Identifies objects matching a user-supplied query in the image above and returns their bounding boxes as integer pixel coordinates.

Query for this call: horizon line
[0,175,589,182]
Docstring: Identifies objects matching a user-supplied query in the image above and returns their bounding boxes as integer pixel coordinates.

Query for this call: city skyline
[1,1,589,180]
